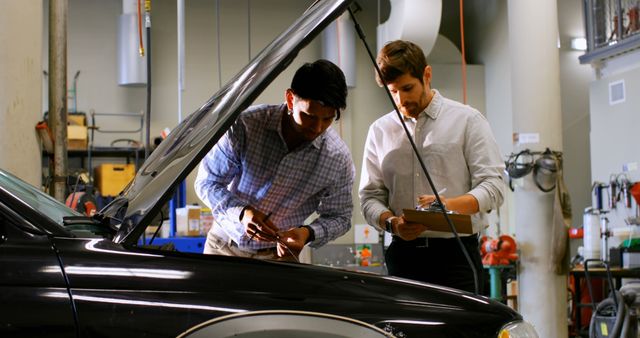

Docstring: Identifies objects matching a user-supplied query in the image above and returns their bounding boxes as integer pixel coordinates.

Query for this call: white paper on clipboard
[402,209,473,234]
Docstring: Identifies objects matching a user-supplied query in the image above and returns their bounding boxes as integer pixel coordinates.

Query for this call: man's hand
[241,206,278,242]
[392,216,428,241]
[274,227,309,259]
[417,194,446,210]
[417,193,480,215]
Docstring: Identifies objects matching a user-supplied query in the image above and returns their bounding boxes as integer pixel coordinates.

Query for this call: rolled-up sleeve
[464,114,505,213]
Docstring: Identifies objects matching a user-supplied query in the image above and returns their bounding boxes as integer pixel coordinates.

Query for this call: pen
[416,188,447,210]
[246,212,273,244]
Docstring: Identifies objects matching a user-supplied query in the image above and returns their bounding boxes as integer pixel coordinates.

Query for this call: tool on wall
[599,213,610,261]
[504,149,534,191]
[620,177,633,209]
[480,234,518,301]
[68,70,80,113]
[144,0,152,160]
[504,148,563,193]
[65,172,97,216]
[480,235,518,266]
[609,174,620,210]
[533,149,559,192]
[592,181,607,211]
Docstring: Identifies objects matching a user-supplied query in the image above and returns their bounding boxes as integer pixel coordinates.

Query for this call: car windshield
[0,169,80,227]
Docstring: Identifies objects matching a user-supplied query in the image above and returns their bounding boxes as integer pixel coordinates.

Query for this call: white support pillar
[508,0,566,337]
[0,2,43,186]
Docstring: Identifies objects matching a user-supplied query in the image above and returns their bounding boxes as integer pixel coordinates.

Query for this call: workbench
[569,266,640,337]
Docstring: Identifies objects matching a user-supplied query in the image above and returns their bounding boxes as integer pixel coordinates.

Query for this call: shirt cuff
[227,205,246,223]
[468,188,491,213]
[368,204,391,231]
[300,225,316,244]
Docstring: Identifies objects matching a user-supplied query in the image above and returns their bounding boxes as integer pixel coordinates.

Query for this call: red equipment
[480,235,518,266]
[65,191,97,216]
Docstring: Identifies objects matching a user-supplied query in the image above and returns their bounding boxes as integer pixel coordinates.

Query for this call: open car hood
[106,0,354,245]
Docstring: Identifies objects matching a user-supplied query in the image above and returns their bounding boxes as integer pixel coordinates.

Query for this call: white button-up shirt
[359,90,505,237]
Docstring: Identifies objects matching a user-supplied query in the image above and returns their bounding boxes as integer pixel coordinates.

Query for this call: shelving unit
[41,111,145,201]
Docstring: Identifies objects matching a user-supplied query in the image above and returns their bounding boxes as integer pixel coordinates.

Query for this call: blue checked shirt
[195,103,355,251]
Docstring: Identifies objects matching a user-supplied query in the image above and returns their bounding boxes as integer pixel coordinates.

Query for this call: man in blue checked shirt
[195,59,355,261]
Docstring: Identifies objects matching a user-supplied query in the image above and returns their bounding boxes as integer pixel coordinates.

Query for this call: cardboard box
[200,208,214,236]
[68,113,87,126]
[176,205,201,237]
[94,163,135,196]
[145,220,170,239]
[67,125,88,150]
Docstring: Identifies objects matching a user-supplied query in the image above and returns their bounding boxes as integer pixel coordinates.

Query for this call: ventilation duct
[117,0,147,86]
[322,12,356,88]
[377,0,442,56]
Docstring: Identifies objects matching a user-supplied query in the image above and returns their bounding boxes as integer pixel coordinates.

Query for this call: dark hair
[290,59,347,120]
[375,40,428,86]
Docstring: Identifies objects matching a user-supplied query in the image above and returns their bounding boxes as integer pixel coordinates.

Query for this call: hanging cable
[144,0,152,160]
[336,15,343,137]
[348,7,479,295]
[177,0,185,123]
[459,0,468,104]
[216,0,222,88]
[247,0,251,61]
[137,0,144,56]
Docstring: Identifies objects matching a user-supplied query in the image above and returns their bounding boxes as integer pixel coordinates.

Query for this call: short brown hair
[375,40,428,86]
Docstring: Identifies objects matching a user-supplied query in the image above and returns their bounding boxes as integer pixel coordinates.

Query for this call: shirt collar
[267,104,286,132]
[270,103,323,150]
[400,89,441,122]
[423,89,442,120]
[310,132,324,149]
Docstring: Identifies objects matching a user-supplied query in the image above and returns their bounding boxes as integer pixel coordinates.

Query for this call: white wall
[32,0,486,243]
[558,0,595,228]
[41,0,318,204]
[0,1,43,186]
[467,0,514,234]
[466,0,595,234]
[590,56,640,183]
[589,53,640,232]
[13,0,605,246]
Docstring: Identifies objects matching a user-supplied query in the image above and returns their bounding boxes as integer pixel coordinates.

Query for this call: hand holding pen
[243,209,277,244]
[417,188,447,210]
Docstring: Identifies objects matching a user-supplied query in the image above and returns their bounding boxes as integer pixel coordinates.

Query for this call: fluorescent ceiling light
[571,38,587,51]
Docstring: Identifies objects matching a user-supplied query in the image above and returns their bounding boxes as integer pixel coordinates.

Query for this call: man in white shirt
[359,40,505,293]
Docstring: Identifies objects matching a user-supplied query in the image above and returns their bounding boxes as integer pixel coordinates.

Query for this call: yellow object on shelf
[94,163,135,196]
[200,208,214,236]
[67,125,88,150]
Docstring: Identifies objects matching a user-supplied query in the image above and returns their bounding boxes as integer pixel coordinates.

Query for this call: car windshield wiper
[62,215,102,226]
[62,214,118,238]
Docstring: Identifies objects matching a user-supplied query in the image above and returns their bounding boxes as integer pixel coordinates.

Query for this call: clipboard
[402,209,473,234]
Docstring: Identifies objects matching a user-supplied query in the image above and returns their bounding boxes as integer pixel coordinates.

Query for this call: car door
[0,204,77,337]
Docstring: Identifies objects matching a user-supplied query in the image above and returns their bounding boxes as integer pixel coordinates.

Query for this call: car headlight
[498,320,539,338]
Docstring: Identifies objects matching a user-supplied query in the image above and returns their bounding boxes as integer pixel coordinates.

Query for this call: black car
[0,0,538,337]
